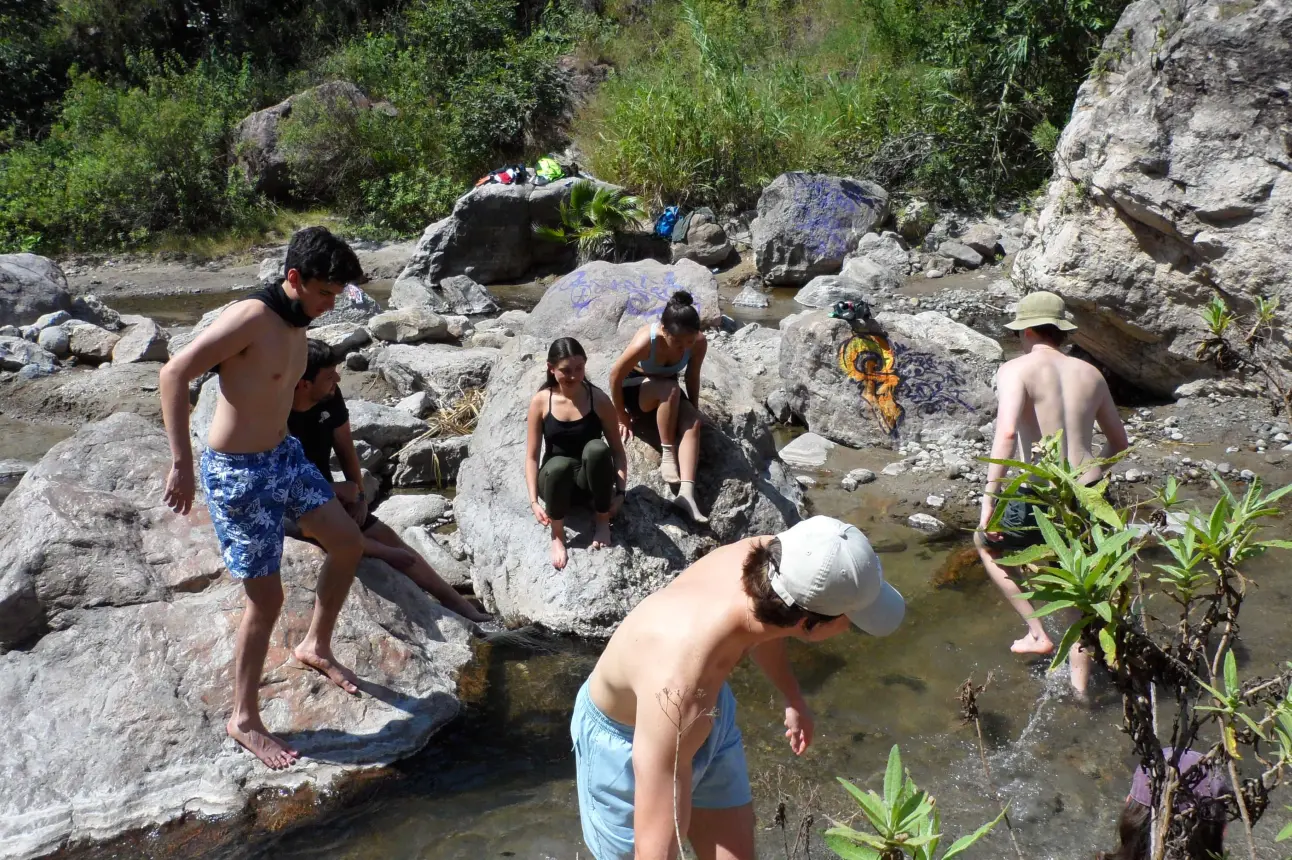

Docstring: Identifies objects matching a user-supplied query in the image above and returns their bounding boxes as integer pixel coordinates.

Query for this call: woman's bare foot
[591,519,612,549]
[1011,631,1055,654]
[227,717,299,770]
[293,644,360,695]
[551,536,568,569]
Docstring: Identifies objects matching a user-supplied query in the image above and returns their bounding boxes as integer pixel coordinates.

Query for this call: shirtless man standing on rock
[976,291,1130,696]
[572,516,905,860]
[159,226,366,769]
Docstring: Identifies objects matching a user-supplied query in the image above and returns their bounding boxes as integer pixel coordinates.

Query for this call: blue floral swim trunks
[199,435,334,580]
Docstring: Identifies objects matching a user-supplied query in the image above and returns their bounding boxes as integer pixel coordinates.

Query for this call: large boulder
[371,344,500,405]
[779,311,999,448]
[63,321,120,364]
[111,317,169,364]
[395,176,624,287]
[1014,0,1292,397]
[234,82,373,200]
[0,254,71,328]
[391,435,471,488]
[391,274,500,317]
[456,263,800,637]
[346,399,428,451]
[310,284,381,328]
[0,363,162,426]
[670,210,733,267]
[0,414,474,859]
[752,173,890,286]
[368,307,450,344]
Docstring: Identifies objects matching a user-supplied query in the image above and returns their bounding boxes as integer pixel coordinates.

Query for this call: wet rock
[959,224,1002,260]
[0,414,473,858]
[311,284,381,328]
[841,468,876,490]
[371,344,500,402]
[234,82,374,200]
[396,177,622,287]
[308,322,371,355]
[36,326,69,358]
[368,308,450,345]
[69,294,123,331]
[779,312,999,448]
[732,279,771,309]
[795,475,817,488]
[391,273,499,317]
[908,513,952,538]
[0,254,72,329]
[346,399,428,451]
[937,241,984,270]
[778,432,836,468]
[391,435,471,487]
[752,172,890,286]
[925,494,946,509]
[1014,0,1292,397]
[0,336,57,372]
[111,318,169,364]
[457,276,800,636]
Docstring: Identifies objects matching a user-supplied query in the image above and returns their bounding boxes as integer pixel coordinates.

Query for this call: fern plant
[533,179,646,264]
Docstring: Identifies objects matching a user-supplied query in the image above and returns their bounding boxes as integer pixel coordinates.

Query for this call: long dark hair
[541,337,587,390]
[1097,799,1226,860]
[661,290,701,335]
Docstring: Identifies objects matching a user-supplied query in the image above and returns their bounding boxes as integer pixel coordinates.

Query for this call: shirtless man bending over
[976,291,1129,695]
[160,226,367,769]
[572,516,905,860]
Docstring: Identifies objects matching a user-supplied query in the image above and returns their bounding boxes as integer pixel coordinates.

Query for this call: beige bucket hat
[1004,291,1077,331]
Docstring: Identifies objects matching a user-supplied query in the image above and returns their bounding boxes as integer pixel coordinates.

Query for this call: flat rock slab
[0,414,474,860]
[371,344,500,402]
[778,432,836,468]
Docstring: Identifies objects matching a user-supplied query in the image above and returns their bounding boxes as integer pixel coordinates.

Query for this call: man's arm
[750,639,814,755]
[158,303,261,514]
[331,422,367,519]
[1094,381,1130,458]
[981,365,1026,531]
[632,686,710,860]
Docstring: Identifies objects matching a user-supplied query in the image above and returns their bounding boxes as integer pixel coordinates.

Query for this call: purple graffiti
[892,343,976,419]
[785,173,882,259]
[551,269,702,320]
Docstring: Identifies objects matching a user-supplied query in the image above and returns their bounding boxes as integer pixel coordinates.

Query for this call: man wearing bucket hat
[571,515,904,860]
[976,291,1129,694]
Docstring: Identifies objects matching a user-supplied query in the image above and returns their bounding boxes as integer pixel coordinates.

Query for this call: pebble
[1240,469,1257,481]
[1225,447,1240,454]
[925,494,946,509]
[908,513,950,536]
[1125,469,1143,483]
[926,269,944,279]
[1217,463,1232,475]
[881,461,909,477]
[795,475,817,489]
[841,469,877,491]
[1170,431,1184,441]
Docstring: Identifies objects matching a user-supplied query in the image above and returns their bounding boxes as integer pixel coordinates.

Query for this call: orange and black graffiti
[838,333,904,434]
[838,332,977,436]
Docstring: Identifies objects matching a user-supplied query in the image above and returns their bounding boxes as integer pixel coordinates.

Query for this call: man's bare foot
[591,520,612,550]
[1011,631,1055,654]
[609,491,625,518]
[672,494,709,525]
[450,597,492,624]
[227,718,299,770]
[1069,643,1091,700]
[293,644,360,694]
[551,536,568,569]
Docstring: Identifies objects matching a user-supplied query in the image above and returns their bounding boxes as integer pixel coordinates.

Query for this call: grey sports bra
[636,324,691,377]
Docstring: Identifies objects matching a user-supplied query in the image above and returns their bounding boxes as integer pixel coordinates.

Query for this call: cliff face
[1015,0,1292,396]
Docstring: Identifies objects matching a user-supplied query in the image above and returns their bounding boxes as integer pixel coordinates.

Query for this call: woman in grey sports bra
[609,290,709,524]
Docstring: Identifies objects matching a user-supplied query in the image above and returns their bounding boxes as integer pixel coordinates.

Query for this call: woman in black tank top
[525,338,629,570]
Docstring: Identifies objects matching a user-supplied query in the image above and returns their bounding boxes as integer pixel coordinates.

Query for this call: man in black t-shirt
[289,341,491,623]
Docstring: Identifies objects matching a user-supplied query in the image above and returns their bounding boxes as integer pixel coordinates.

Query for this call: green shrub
[0,55,268,252]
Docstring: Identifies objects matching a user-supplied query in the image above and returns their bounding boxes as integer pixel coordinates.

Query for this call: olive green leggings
[538,439,614,520]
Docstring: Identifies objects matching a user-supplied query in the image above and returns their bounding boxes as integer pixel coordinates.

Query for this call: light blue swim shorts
[571,679,753,860]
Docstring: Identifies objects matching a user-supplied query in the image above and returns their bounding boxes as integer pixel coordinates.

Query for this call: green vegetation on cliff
[0,0,1128,255]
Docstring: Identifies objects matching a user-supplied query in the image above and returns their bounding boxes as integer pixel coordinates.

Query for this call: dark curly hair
[284,226,363,286]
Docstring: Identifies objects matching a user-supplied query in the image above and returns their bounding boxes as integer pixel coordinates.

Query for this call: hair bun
[669,290,694,307]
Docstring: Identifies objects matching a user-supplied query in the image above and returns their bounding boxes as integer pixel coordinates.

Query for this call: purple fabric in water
[1130,748,1226,808]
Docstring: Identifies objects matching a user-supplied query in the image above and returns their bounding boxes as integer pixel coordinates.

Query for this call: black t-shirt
[288,388,349,477]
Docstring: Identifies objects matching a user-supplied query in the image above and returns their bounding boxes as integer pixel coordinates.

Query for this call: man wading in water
[975,291,1129,696]
[572,516,905,859]
[160,227,366,769]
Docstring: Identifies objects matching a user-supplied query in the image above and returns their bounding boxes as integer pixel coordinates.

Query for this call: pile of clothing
[653,205,715,243]
[474,156,572,188]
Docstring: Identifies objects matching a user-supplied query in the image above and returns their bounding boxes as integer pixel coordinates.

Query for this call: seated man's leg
[362,519,491,623]
[285,438,364,694]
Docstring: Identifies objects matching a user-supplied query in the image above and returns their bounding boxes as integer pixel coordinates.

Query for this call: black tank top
[543,381,604,462]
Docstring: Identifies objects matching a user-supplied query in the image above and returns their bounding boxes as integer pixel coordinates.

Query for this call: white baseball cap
[771,516,906,636]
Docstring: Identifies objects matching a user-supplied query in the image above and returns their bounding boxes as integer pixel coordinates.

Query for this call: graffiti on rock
[785,173,883,260]
[838,332,975,436]
[551,269,699,320]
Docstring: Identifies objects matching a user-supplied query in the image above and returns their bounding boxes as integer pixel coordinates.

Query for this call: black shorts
[987,501,1042,552]
[622,370,690,418]
[284,512,379,547]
